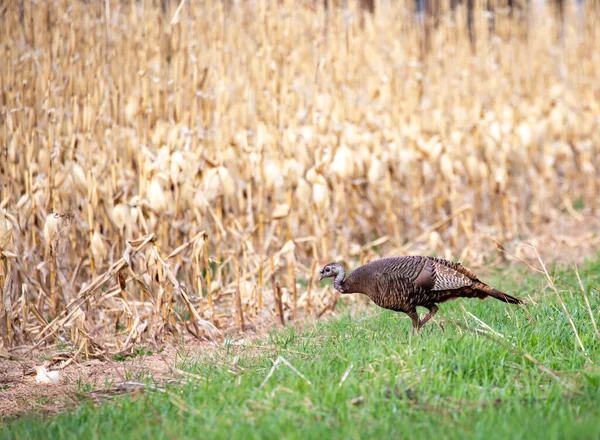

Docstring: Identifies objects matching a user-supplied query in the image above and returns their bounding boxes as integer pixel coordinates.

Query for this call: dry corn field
[0,0,599,358]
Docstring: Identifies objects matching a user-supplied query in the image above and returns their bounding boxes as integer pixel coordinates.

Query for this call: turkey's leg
[408,310,421,334]
[419,304,439,327]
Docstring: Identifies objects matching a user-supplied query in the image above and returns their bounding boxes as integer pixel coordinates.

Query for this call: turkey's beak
[318,271,325,281]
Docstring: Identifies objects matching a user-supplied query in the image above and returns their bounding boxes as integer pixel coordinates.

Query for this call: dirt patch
[495,213,600,269]
[0,318,314,423]
[0,338,215,423]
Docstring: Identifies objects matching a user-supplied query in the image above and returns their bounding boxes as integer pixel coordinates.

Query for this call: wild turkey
[318,256,523,333]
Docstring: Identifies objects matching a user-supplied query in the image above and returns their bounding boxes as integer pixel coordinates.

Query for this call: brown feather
[323,255,524,333]
[472,281,524,304]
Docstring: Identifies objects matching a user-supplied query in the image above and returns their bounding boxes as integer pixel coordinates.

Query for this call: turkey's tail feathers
[475,283,524,305]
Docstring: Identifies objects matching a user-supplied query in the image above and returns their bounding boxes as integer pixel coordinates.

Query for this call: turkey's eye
[326,267,331,273]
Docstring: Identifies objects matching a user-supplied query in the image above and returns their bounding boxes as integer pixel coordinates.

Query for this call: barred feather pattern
[342,256,486,313]
[320,255,522,331]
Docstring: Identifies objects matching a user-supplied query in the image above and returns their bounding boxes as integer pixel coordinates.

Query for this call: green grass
[3,255,600,440]
[112,346,158,362]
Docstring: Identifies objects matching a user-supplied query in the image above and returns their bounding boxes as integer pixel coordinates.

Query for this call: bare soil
[0,339,207,422]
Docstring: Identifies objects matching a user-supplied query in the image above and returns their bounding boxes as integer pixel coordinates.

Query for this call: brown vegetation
[0,0,599,359]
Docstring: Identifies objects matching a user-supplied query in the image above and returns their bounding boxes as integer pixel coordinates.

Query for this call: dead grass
[0,0,599,365]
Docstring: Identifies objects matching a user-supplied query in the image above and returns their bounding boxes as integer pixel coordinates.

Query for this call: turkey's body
[339,256,522,331]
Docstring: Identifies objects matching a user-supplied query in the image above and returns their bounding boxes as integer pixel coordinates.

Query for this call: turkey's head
[318,262,346,293]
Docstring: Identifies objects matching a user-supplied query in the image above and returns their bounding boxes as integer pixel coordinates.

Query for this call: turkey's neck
[333,267,346,293]
[337,268,367,296]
